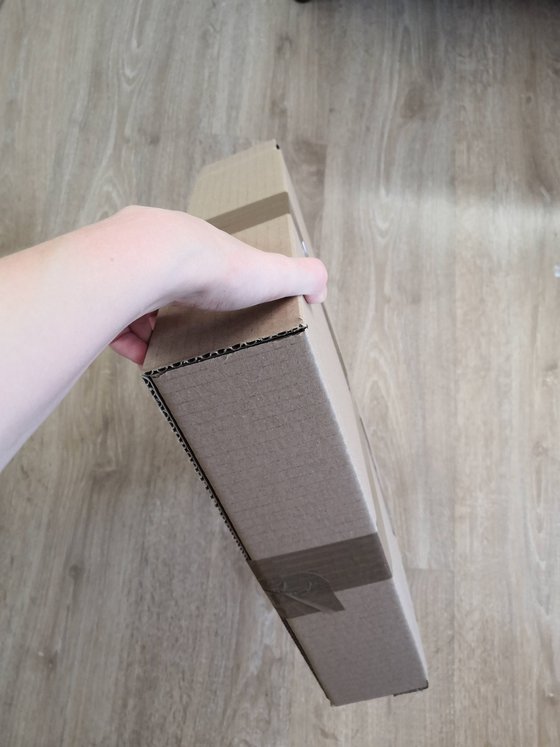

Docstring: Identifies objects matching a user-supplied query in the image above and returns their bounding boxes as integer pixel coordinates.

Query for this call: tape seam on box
[250,533,392,619]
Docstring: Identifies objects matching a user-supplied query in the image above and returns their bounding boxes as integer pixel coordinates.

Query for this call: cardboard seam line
[144,324,307,380]
[141,373,333,705]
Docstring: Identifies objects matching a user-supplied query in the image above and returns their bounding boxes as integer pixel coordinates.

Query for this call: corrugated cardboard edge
[142,324,337,703]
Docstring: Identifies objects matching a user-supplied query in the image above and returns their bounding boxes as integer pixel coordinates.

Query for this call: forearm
[0,208,182,467]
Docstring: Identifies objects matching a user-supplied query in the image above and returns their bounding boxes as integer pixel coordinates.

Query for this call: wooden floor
[1,1,559,744]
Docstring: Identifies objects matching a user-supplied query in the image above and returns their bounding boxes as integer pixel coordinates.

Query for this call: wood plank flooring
[1,1,559,744]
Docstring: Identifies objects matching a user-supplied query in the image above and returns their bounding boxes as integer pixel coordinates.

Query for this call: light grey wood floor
[1,1,559,745]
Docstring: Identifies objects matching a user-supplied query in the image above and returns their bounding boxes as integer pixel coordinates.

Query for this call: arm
[0,206,327,470]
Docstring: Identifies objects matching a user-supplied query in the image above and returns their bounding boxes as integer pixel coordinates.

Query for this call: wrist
[97,205,196,315]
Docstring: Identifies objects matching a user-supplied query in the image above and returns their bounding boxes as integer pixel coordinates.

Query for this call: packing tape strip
[207,192,291,235]
[206,190,312,257]
[249,533,391,620]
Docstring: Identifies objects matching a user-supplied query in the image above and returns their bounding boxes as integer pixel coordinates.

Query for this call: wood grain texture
[1,0,559,744]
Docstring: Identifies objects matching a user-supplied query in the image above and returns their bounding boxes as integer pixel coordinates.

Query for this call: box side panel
[301,301,378,531]
[290,580,428,705]
[359,422,429,673]
[295,305,429,698]
[154,334,377,558]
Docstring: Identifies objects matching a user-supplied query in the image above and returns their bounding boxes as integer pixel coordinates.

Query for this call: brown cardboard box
[143,142,428,705]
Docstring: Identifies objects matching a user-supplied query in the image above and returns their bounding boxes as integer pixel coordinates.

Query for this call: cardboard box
[142,142,428,705]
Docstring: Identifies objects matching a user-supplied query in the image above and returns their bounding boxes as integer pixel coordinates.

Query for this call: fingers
[220,238,329,310]
[296,257,329,304]
[129,312,157,343]
[251,253,328,307]
[161,213,329,312]
[110,327,149,364]
[109,311,157,364]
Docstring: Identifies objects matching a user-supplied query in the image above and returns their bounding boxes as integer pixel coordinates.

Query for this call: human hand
[1,205,327,468]
[110,311,158,365]
[108,206,328,364]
